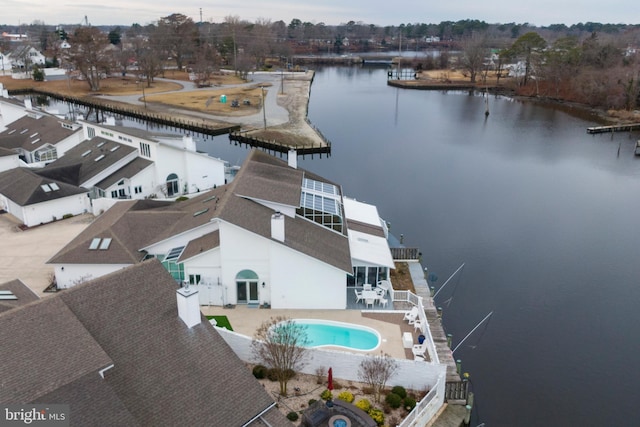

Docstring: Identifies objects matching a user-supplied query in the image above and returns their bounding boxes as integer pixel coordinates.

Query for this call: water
[295,67,640,426]
[43,67,640,425]
[291,319,380,351]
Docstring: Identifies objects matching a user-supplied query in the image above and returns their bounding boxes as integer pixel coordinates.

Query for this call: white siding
[53,263,131,289]
[5,193,90,227]
[144,222,219,255]
[0,155,20,173]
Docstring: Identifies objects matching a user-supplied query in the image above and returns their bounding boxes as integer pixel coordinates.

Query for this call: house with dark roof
[0,279,39,314]
[49,149,394,309]
[0,168,90,226]
[0,109,83,164]
[80,119,227,199]
[0,260,291,426]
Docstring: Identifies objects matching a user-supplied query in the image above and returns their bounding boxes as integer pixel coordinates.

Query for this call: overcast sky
[3,0,637,28]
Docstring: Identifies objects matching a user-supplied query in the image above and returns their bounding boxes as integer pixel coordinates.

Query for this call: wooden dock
[587,123,640,134]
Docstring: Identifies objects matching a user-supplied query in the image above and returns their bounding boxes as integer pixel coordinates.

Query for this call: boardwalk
[587,123,640,134]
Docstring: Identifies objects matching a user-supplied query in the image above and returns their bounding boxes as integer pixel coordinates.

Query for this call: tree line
[3,16,639,110]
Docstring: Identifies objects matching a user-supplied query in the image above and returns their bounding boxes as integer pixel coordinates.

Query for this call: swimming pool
[292,319,380,351]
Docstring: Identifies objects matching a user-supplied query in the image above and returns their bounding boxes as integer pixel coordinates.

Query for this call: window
[189,274,201,285]
[111,190,118,198]
[139,142,151,158]
[40,184,51,192]
[134,185,142,194]
[99,238,112,250]
[297,178,343,233]
[89,238,101,250]
[118,189,126,198]
[165,246,185,261]
[49,183,60,191]
[87,127,96,138]
[166,173,179,197]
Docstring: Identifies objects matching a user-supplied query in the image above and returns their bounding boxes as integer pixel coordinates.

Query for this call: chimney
[105,116,116,126]
[287,149,297,169]
[24,99,33,111]
[176,280,201,328]
[271,212,285,242]
[183,135,196,152]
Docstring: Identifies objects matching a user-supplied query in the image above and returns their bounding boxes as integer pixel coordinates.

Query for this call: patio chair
[365,296,375,309]
[378,297,388,308]
[363,283,372,291]
[403,307,419,323]
[413,320,424,332]
[354,289,363,304]
[412,343,427,358]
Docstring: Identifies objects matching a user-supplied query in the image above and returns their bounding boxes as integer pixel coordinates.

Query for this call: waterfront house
[49,149,395,309]
[80,119,227,198]
[0,108,84,165]
[0,260,291,426]
[0,168,90,227]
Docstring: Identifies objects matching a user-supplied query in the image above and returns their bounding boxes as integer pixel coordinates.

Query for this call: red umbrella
[327,367,334,391]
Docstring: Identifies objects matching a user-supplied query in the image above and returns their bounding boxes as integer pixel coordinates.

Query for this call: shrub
[320,389,333,401]
[355,399,371,412]
[175,196,189,201]
[266,368,279,381]
[385,392,402,409]
[286,412,299,421]
[391,385,407,399]
[368,408,385,426]
[308,399,317,406]
[337,391,354,403]
[403,396,416,411]
[62,214,74,219]
[252,365,267,379]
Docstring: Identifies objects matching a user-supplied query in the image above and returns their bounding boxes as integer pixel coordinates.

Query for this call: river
[297,66,640,427]
[44,66,640,426]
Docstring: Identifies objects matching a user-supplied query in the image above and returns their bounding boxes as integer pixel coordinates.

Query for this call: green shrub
[337,391,354,403]
[252,365,267,379]
[286,411,299,421]
[320,389,333,401]
[391,385,407,399]
[368,408,385,426]
[403,396,416,411]
[308,399,317,406]
[385,393,402,409]
[62,214,74,219]
[175,196,189,202]
[266,368,279,381]
[355,399,371,412]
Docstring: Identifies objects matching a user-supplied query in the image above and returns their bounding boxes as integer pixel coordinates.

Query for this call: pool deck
[200,305,418,360]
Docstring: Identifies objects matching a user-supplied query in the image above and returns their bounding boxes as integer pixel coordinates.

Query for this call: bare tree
[65,27,112,91]
[251,316,310,396]
[460,34,488,83]
[156,13,198,71]
[357,352,398,403]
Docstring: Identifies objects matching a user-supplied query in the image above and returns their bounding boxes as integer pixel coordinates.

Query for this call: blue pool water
[293,319,380,351]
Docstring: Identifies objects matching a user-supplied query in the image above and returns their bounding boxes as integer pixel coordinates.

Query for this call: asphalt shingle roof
[0,167,88,206]
[0,279,39,313]
[0,113,79,151]
[0,260,291,426]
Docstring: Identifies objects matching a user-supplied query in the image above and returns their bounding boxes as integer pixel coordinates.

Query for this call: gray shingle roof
[0,279,39,313]
[95,157,153,189]
[0,167,88,206]
[0,260,290,426]
[38,138,136,186]
[178,230,220,262]
[0,146,17,158]
[50,149,352,273]
[0,113,79,151]
[0,297,113,403]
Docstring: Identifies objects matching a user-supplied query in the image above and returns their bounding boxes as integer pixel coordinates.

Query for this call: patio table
[362,290,380,308]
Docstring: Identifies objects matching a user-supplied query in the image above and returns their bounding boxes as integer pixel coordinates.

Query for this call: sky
[2,0,637,28]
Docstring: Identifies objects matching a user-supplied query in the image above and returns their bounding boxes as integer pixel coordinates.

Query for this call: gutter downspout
[241,402,277,427]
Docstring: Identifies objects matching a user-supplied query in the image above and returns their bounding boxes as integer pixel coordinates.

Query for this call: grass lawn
[205,315,233,331]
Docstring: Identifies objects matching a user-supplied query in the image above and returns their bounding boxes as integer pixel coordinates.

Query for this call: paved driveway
[0,213,92,296]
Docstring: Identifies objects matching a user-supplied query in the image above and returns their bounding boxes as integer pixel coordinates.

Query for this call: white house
[49,149,395,309]
[0,147,20,173]
[0,167,90,226]
[7,45,46,69]
[0,108,84,164]
[81,120,227,198]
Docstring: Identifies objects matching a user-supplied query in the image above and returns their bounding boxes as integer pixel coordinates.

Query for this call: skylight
[193,208,209,217]
[7,130,15,135]
[110,146,120,152]
[89,238,101,250]
[40,184,51,192]
[20,129,28,134]
[297,178,344,233]
[81,150,92,157]
[49,183,60,191]
[97,141,105,148]
[165,246,185,261]
[94,154,105,162]
[30,132,38,138]
[31,138,40,144]
[99,238,112,250]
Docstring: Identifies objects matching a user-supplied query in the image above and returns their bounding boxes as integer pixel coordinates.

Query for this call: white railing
[390,289,439,364]
[397,373,446,427]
